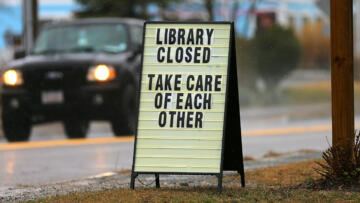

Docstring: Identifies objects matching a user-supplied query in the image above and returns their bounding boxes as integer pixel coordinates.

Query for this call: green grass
[30,160,360,203]
[283,81,360,105]
[239,81,360,107]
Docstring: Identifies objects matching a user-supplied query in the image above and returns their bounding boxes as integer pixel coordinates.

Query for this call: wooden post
[331,0,354,158]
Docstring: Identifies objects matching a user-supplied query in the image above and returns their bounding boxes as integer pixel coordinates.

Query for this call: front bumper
[1,83,124,123]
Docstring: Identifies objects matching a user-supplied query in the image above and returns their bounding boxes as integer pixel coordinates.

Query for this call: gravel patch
[0,151,321,202]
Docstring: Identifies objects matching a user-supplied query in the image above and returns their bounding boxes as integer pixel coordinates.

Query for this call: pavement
[0,118,333,188]
[0,151,322,202]
[0,103,348,201]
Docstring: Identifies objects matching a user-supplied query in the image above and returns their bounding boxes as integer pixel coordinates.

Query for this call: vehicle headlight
[2,69,23,86]
[87,64,116,82]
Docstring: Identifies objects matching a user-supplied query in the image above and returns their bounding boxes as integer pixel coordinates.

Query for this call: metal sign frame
[130,21,244,193]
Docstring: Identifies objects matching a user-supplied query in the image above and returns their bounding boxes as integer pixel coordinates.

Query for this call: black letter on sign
[195,112,203,128]
[169,29,176,44]
[185,94,193,109]
[187,29,194,44]
[156,29,162,44]
[196,29,204,45]
[194,94,202,109]
[155,74,163,90]
[178,29,185,44]
[174,74,182,91]
[164,74,173,90]
[186,112,194,128]
[169,111,176,127]
[164,93,172,109]
[186,75,195,90]
[215,75,222,91]
[166,47,173,63]
[175,47,184,63]
[185,47,192,63]
[154,93,162,109]
[203,93,212,109]
[177,112,185,128]
[205,75,213,91]
[158,111,166,127]
[195,75,203,91]
[147,74,155,90]
[157,47,165,62]
[176,93,183,109]
[164,29,168,44]
[206,29,214,45]
[194,47,201,63]
[203,47,210,63]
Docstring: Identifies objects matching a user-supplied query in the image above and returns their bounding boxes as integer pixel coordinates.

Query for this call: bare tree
[204,0,214,21]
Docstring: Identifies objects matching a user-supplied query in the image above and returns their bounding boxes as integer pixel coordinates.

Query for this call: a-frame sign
[130,22,244,193]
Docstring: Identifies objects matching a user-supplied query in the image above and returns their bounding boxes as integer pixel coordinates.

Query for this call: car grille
[22,66,87,91]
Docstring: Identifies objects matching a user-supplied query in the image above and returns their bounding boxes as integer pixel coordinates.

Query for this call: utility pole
[355,0,360,65]
[331,0,354,159]
[23,0,38,54]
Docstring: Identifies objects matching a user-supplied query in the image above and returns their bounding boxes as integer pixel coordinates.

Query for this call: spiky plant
[316,131,360,186]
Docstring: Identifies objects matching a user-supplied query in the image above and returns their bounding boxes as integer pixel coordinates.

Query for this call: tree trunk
[205,0,214,21]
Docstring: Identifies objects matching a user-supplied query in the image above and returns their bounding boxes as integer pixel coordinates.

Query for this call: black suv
[1,18,143,142]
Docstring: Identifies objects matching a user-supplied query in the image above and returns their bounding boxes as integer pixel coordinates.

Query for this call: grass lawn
[30,160,360,203]
[283,81,360,105]
[240,81,360,107]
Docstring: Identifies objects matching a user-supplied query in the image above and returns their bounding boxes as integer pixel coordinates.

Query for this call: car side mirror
[14,49,26,59]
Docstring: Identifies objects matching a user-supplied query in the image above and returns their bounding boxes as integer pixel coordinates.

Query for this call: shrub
[250,24,301,90]
[316,131,360,186]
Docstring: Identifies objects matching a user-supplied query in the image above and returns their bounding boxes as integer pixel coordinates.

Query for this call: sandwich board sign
[130,22,244,192]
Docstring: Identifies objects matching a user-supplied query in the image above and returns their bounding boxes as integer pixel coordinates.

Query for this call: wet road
[0,123,131,187]
[2,104,353,189]
[0,117,335,189]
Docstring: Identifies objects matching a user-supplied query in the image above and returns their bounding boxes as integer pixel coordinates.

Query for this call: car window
[130,26,143,47]
[33,23,129,54]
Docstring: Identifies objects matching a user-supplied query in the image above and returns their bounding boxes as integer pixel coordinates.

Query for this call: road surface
[0,104,349,189]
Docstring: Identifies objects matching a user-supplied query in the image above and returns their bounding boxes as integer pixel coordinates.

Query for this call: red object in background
[256,12,276,29]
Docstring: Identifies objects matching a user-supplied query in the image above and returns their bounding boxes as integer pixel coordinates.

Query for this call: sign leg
[155,173,160,188]
[130,173,138,189]
[238,169,245,187]
[238,157,245,187]
[217,174,223,193]
[222,22,245,188]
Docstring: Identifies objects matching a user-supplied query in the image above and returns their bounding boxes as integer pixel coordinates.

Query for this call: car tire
[111,119,134,136]
[63,119,89,139]
[111,85,136,136]
[2,113,31,142]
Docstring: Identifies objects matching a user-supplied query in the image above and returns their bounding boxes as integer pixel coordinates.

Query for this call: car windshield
[33,23,129,54]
